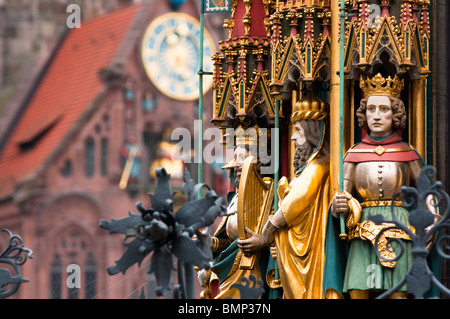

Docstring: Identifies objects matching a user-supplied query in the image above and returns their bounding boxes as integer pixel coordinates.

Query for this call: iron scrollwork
[100,167,227,299]
[230,274,265,299]
[0,229,33,298]
[369,165,450,299]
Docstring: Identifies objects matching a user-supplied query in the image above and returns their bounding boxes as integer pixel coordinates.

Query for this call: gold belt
[361,200,403,208]
[348,220,415,268]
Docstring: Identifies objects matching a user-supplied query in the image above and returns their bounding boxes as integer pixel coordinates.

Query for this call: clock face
[141,13,216,101]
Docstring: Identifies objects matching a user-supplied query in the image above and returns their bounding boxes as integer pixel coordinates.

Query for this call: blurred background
[0,0,231,298]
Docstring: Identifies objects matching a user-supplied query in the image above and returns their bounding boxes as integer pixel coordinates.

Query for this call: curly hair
[356,96,407,131]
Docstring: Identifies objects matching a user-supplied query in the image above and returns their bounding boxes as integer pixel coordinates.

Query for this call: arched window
[60,159,73,177]
[50,254,62,299]
[85,254,97,299]
[85,137,95,177]
[100,137,108,176]
[49,230,97,299]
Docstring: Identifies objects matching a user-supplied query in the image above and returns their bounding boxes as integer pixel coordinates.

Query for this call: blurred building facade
[2,0,448,300]
[0,0,228,299]
[0,0,136,155]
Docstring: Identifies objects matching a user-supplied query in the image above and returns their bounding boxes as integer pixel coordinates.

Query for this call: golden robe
[211,248,263,299]
[274,156,330,299]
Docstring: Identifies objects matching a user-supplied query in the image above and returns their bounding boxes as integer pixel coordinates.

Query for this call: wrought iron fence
[100,167,228,299]
[100,165,450,299]
[369,166,450,299]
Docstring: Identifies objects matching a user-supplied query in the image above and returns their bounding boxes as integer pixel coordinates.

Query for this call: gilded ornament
[291,91,329,123]
[374,145,386,156]
[359,73,404,98]
[266,269,282,289]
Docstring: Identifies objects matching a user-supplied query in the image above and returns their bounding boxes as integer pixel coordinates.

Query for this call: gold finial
[291,91,329,123]
[359,73,405,98]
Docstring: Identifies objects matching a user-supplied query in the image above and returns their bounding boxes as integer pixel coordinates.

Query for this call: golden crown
[291,91,329,123]
[235,125,265,147]
[360,73,404,98]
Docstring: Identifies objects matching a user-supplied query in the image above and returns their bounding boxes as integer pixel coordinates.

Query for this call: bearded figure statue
[241,91,331,299]
[200,125,281,299]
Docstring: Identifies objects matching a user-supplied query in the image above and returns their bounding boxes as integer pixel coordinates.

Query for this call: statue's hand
[331,192,353,218]
[237,228,266,257]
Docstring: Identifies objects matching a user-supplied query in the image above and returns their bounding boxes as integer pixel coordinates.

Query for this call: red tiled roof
[0,4,140,198]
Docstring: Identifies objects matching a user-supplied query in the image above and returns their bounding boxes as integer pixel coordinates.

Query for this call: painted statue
[119,134,143,188]
[201,125,280,299]
[242,92,331,299]
[329,73,427,299]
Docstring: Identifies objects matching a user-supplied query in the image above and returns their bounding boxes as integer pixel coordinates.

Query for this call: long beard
[293,142,314,172]
[234,168,242,189]
[234,174,241,188]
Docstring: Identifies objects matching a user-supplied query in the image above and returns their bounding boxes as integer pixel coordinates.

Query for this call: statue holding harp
[237,154,274,270]
[206,125,281,299]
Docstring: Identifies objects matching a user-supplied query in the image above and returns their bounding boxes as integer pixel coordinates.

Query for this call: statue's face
[366,95,394,137]
[234,146,249,188]
[291,121,306,146]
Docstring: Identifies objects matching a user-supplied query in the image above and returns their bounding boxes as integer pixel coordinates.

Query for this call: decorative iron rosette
[0,229,33,298]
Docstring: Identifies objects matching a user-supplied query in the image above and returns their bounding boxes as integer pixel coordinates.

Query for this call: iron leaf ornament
[369,166,450,299]
[100,167,227,298]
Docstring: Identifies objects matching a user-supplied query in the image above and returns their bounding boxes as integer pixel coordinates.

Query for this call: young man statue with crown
[328,73,427,299]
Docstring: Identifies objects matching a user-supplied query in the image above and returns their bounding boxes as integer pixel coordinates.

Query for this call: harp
[237,156,274,269]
